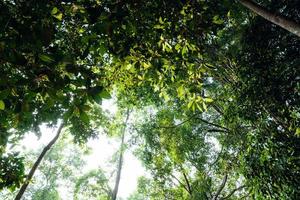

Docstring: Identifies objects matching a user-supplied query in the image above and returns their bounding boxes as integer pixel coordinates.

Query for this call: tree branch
[212,174,228,200]
[181,169,192,195]
[221,185,246,199]
[170,174,191,195]
[239,0,300,37]
[157,113,198,129]
[209,145,224,168]
[195,117,229,131]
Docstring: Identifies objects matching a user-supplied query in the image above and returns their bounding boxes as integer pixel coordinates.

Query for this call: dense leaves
[0,153,24,190]
[0,0,299,199]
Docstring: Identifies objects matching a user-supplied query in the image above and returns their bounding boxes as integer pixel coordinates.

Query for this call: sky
[17,99,146,199]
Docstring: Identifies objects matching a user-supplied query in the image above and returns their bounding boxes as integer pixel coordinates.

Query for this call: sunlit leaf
[51,7,58,15]
[54,13,63,21]
[39,54,55,63]
[0,100,5,110]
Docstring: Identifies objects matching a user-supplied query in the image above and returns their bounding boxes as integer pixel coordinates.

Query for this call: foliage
[0,134,86,199]
[214,2,300,197]
[130,106,247,199]
[0,0,299,198]
[74,168,111,200]
[0,153,25,190]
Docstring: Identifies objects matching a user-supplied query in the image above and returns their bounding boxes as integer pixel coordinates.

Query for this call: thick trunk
[239,0,300,37]
[14,123,64,200]
[111,110,130,200]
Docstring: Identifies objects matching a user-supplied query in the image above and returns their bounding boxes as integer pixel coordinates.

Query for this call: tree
[0,132,86,200]
[214,7,300,197]
[14,123,64,200]
[129,106,247,200]
[74,169,111,200]
[0,0,111,189]
[112,109,130,200]
[0,0,299,198]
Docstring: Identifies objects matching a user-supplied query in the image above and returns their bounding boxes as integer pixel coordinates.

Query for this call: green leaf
[202,102,207,111]
[296,128,300,137]
[177,85,185,99]
[0,100,5,110]
[154,24,164,29]
[212,15,224,25]
[51,7,58,15]
[204,98,213,103]
[98,44,107,55]
[159,17,164,24]
[54,13,63,21]
[80,111,89,124]
[99,90,111,99]
[39,54,55,63]
[175,43,181,51]
[92,94,102,104]
[187,101,193,109]
[63,109,74,120]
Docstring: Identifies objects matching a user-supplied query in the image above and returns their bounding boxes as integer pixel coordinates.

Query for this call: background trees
[0,134,86,200]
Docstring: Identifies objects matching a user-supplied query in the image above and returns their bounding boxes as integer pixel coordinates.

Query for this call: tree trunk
[14,123,65,200]
[239,0,300,37]
[111,110,130,200]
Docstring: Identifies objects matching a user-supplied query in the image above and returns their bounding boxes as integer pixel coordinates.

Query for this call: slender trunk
[14,123,64,200]
[111,110,130,200]
[239,0,300,37]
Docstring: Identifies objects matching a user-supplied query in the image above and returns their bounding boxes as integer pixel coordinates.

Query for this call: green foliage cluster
[0,0,299,199]
[0,153,24,190]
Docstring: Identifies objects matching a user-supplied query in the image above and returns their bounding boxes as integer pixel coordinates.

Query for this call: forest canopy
[0,0,299,199]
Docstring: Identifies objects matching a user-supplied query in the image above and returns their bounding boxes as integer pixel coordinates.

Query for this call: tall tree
[14,123,65,200]
[112,109,130,200]
[0,132,87,200]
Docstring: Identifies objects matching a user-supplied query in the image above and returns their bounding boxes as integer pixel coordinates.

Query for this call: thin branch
[212,104,224,115]
[240,192,251,199]
[157,113,229,133]
[195,117,229,131]
[181,169,192,195]
[207,129,229,133]
[4,16,11,32]
[157,113,198,129]
[221,185,246,200]
[170,174,191,195]
[212,174,228,200]
[209,145,224,168]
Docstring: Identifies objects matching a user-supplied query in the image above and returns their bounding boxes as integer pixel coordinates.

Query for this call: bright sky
[18,99,145,199]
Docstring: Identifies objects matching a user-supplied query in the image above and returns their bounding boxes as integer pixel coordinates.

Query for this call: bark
[14,123,65,200]
[239,0,300,37]
[111,110,130,200]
